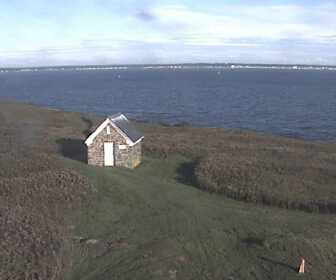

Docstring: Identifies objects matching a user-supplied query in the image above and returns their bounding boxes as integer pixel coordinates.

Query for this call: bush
[136,121,336,213]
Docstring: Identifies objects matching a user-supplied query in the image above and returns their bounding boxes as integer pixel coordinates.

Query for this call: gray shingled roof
[109,113,144,143]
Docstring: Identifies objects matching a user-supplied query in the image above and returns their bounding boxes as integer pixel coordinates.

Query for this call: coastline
[1,62,336,73]
[2,98,336,146]
[1,100,336,279]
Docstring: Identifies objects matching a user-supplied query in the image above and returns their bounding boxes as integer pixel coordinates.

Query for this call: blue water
[0,68,335,143]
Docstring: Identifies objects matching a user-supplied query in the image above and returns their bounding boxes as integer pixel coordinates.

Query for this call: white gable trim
[84,117,136,147]
[110,113,144,145]
[84,117,109,146]
[132,136,144,146]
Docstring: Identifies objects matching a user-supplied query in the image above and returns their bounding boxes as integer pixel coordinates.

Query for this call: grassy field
[1,101,335,279]
[66,156,336,280]
[137,122,336,213]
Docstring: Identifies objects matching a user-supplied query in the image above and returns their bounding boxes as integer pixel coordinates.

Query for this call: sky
[0,0,336,67]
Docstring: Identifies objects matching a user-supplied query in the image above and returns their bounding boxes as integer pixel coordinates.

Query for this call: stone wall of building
[87,123,141,168]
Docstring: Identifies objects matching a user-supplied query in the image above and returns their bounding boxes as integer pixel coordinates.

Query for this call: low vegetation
[136,122,336,212]
[66,155,336,280]
[0,101,335,279]
[0,102,93,279]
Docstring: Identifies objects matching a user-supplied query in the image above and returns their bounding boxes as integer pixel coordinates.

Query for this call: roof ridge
[109,113,126,121]
[85,113,143,147]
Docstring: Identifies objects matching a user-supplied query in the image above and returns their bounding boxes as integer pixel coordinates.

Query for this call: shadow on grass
[175,159,200,186]
[56,138,87,163]
[81,117,93,137]
[242,237,265,246]
[258,256,297,272]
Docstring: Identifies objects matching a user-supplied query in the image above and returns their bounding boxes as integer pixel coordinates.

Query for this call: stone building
[84,113,144,168]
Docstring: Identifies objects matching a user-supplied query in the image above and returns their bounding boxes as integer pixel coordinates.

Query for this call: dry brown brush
[1,100,335,279]
[0,102,93,280]
[136,121,336,213]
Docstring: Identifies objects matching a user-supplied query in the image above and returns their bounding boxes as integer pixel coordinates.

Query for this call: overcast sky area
[1,0,336,67]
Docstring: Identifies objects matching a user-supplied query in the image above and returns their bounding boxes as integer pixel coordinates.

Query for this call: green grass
[1,101,335,279]
[137,121,336,212]
[65,156,336,280]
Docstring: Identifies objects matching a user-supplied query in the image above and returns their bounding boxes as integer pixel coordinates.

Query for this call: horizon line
[1,62,336,70]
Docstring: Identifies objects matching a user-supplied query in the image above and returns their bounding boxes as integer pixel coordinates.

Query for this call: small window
[106,126,111,135]
[119,144,126,150]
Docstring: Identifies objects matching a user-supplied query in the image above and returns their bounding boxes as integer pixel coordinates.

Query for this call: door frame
[104,142,114,166]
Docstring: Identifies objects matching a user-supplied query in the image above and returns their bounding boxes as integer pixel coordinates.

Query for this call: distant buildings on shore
[1,63,335,73]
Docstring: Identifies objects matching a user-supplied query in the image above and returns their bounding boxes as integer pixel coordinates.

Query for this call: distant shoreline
[1,63,336,73]
[1,98,335,146]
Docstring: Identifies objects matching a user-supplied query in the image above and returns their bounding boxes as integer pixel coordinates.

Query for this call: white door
[104,142,114,166]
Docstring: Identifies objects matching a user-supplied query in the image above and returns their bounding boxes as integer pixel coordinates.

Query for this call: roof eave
[84,115,144,147]
[84,117,110,146]
[129,136,144,146]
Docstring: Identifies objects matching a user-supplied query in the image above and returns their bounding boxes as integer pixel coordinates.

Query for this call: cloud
[141,3,336,46]
[135,10,155,21]
[1,1,336,66]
